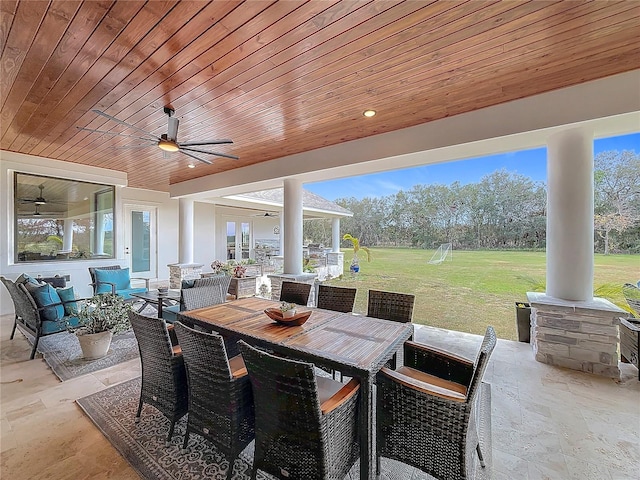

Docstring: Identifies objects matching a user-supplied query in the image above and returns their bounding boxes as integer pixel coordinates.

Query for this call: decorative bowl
[264,308,312,326]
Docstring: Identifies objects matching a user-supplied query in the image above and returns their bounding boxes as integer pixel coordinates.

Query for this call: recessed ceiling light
[188,164,195,169]
[363,109,376,117]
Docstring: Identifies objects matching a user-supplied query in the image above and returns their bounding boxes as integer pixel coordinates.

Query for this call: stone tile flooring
[1,313,638,479]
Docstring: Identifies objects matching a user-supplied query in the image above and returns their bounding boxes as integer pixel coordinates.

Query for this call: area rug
[20,329,139,381]
[77,378,492,480]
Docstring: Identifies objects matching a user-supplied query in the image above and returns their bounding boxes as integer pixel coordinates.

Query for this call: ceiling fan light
[158,138,179,152]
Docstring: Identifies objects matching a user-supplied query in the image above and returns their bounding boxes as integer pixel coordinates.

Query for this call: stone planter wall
[528,292,624,379]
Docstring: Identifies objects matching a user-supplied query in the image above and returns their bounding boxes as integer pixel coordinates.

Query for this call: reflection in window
[14,173,115,262]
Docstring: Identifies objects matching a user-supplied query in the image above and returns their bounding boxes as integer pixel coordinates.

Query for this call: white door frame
[123,204,157,279]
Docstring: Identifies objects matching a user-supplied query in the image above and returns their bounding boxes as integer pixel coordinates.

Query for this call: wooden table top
[182,297,413,372]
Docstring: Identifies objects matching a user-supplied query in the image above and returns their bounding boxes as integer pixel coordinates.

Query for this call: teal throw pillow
[24,282,64,322]
[94,268,131,294]
[56,286,78,316]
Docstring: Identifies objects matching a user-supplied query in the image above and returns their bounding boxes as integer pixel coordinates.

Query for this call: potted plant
[69,293,133,359]
[343,233,371,273]
[280,301,297,318]
[212,260,257,298]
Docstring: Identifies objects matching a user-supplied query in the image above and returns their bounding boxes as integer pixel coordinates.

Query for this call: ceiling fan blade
[180,146,239,160]
[167,116,179,142]
[163,150,171,160]
[178,139,233,146]
[178,149,212,165]
[92,109,158,140]
[77,126,158,142]
[115,143,156,149]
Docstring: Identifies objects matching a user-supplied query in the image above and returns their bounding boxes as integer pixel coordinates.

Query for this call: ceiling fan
[18,205,59,217]
[18,184,62,205]
[253,212,279,218]
[78,107,238,165]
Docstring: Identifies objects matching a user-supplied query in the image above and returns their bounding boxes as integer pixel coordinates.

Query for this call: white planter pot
[77,331,113,360]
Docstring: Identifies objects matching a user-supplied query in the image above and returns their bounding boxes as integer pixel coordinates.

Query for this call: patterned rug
[20,304,157,381]
[21,328,139,381]
[77,378,492,479]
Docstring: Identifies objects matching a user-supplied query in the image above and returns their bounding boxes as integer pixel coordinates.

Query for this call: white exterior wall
[0,152,179,315]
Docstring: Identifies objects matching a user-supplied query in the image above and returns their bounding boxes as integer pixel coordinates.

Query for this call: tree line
[304,150,640,254]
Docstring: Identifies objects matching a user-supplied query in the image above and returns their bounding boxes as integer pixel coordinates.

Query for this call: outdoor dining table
[178,296,413,480]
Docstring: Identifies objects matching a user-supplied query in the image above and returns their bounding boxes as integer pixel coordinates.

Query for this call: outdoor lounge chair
[129,311,188,444]
[376,326,496,480]
[238,340,360,480]
[88,265,149,300]
[173,322,254,480]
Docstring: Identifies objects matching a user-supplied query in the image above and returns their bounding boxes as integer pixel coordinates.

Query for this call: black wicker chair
[317,284,357,313]
[279,280,312,306]
[238,340,360,480]
[128,311,188,444]
[376,326,497,480]
[173,322,254,480]
[368,289,415,369]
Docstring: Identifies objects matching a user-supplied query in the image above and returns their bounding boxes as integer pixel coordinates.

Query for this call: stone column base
[168,263,203,289]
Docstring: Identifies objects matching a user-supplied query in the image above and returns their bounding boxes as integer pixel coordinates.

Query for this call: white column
[546,127,594,301]
[331,217,341,252]
[62,219,74,252]
[179,198,194,264]
[94,213,105,254]
[283,178,303,274]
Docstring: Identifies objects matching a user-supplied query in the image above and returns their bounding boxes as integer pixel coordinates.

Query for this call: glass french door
[124,205,157,278]
[226,221,251,260]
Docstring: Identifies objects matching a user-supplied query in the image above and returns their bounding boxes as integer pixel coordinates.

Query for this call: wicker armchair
[88,265,149,301]
[128,311,188,444]
[368,289,415,369]
[317,285,357,313]
[173,322,254,480]
[279,280,312,306]
[238,340,360,480]
[376,326,497,480]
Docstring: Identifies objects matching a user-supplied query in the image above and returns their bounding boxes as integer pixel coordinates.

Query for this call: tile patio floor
[0,312,638,479]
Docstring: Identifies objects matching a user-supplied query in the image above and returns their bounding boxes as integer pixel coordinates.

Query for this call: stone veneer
[527,292,625,379]
[168,263,203,289]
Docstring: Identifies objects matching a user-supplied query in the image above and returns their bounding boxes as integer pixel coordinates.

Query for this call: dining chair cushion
[24,282,64,322]
[94,268,132,293]
[56,286,78,316]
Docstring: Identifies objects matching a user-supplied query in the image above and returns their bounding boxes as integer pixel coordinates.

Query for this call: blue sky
[305,132,639,201]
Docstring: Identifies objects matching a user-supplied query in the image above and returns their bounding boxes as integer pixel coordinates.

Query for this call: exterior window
[14,172,115,262]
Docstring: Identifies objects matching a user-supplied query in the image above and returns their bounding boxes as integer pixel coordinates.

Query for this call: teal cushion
[162,305,181,323]
[24,283,64,322]
[41,315,79,334]
[94,268,132,294]
[56,286,78,316]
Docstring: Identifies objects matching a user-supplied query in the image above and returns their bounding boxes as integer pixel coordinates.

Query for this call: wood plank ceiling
[1,0,639,192]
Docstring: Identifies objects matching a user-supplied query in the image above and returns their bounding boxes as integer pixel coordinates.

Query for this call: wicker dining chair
[368,289,415,369]
[376,326,497,480]
[173,322,254,480]
[279,280,312,306]
[238,340,360,480]
[317,284,357,313]
[128,311,188,444]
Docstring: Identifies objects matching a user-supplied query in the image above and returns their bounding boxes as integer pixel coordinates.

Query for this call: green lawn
[324,249,639,340]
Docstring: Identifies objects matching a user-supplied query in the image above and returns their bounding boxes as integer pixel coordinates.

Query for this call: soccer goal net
[428,243,452,264]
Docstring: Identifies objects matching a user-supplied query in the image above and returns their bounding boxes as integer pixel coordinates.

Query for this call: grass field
[324,248,639,340]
